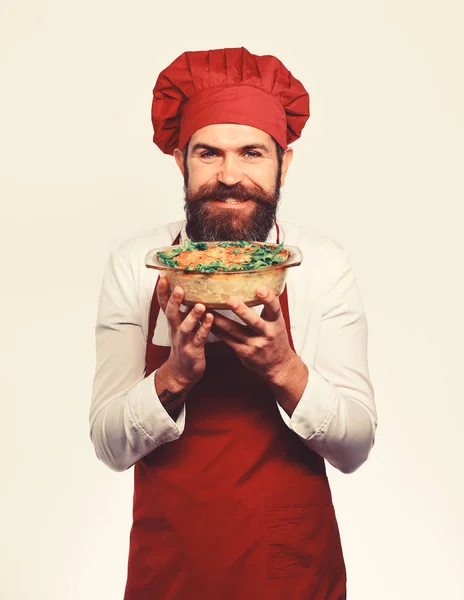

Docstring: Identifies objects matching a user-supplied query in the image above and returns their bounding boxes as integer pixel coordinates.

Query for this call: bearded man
[89,47,377,600]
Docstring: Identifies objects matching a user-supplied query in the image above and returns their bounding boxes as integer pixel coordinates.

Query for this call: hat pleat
[208,49,227,87]
[242,50,261,88]
[185,51,211,92]
[224,47,242,85]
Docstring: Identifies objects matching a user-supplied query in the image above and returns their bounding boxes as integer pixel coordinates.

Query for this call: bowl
[144,241,303,309]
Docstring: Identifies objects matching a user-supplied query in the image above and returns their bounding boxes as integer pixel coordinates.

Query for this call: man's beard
[183,170,281,242]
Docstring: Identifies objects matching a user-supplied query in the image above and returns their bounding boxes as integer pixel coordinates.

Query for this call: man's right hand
[154,277,214,415]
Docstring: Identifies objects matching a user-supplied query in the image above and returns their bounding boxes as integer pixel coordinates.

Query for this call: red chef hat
[151,47,310,155]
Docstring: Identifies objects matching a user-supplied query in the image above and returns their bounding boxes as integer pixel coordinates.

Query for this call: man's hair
[182,138,285,171]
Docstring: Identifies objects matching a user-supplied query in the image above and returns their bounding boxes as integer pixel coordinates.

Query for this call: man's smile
[208,199,253,208]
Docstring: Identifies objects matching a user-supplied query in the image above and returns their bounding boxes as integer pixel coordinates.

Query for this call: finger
[210,311,250,342]
[180,303,206,335]
[164,285,185,327]
[191,312,214,347]
[225,297,267,334]
[210,323,242,350]
[256,287,282,322]
[156,276,170,313]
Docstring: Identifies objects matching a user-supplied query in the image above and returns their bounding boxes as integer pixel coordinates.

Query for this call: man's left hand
[211,287,296,383]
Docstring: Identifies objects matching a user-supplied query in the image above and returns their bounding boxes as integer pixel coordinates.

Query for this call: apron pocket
[267,505,339,579]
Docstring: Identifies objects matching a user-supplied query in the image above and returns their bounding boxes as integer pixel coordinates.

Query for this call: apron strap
[279,285,294,352]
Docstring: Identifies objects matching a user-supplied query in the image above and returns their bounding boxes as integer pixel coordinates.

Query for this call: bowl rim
[144,241,303,275]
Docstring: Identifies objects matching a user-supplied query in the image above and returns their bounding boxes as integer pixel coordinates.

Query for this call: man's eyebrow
[191,143,220,153]
[241,143,272,154]
[190,143,272,154]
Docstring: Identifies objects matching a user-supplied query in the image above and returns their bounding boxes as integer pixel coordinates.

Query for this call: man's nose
[217,155,243,186]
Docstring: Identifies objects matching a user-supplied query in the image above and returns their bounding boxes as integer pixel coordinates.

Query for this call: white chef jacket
[89,219,377,474]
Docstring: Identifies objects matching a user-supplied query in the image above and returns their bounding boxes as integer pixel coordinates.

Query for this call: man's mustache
[185,183,274,205]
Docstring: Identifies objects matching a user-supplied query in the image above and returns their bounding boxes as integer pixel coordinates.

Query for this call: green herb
[158,247,183,261]
[194,259,228,272]
[164,259,180,267]
[157,240,286,271]
[183,240,209,251]
[270,242,284,260]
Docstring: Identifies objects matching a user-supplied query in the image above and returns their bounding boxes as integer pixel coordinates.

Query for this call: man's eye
[200,151,217,158]
[245,151,261,158]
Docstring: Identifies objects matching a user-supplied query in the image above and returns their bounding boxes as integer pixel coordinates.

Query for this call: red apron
[124,231,346,600]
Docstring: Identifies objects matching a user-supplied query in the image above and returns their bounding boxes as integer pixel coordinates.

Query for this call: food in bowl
[145,240,303,309]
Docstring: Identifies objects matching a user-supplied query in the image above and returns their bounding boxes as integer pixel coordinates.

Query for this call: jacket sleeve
[277,240,378,474]
[89,247,185,472]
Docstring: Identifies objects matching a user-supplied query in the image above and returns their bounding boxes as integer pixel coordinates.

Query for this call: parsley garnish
[157,241,286,271]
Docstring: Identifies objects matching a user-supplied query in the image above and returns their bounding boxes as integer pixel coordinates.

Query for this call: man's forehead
[189,124,274,151]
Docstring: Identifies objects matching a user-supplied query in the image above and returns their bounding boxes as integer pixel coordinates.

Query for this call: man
[90,47,377,600]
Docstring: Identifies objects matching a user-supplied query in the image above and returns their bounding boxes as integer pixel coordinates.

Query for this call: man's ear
[173,148,185,177]
[280,147,293,187]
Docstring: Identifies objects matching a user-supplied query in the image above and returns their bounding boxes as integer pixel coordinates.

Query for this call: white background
[2,1,463,598]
